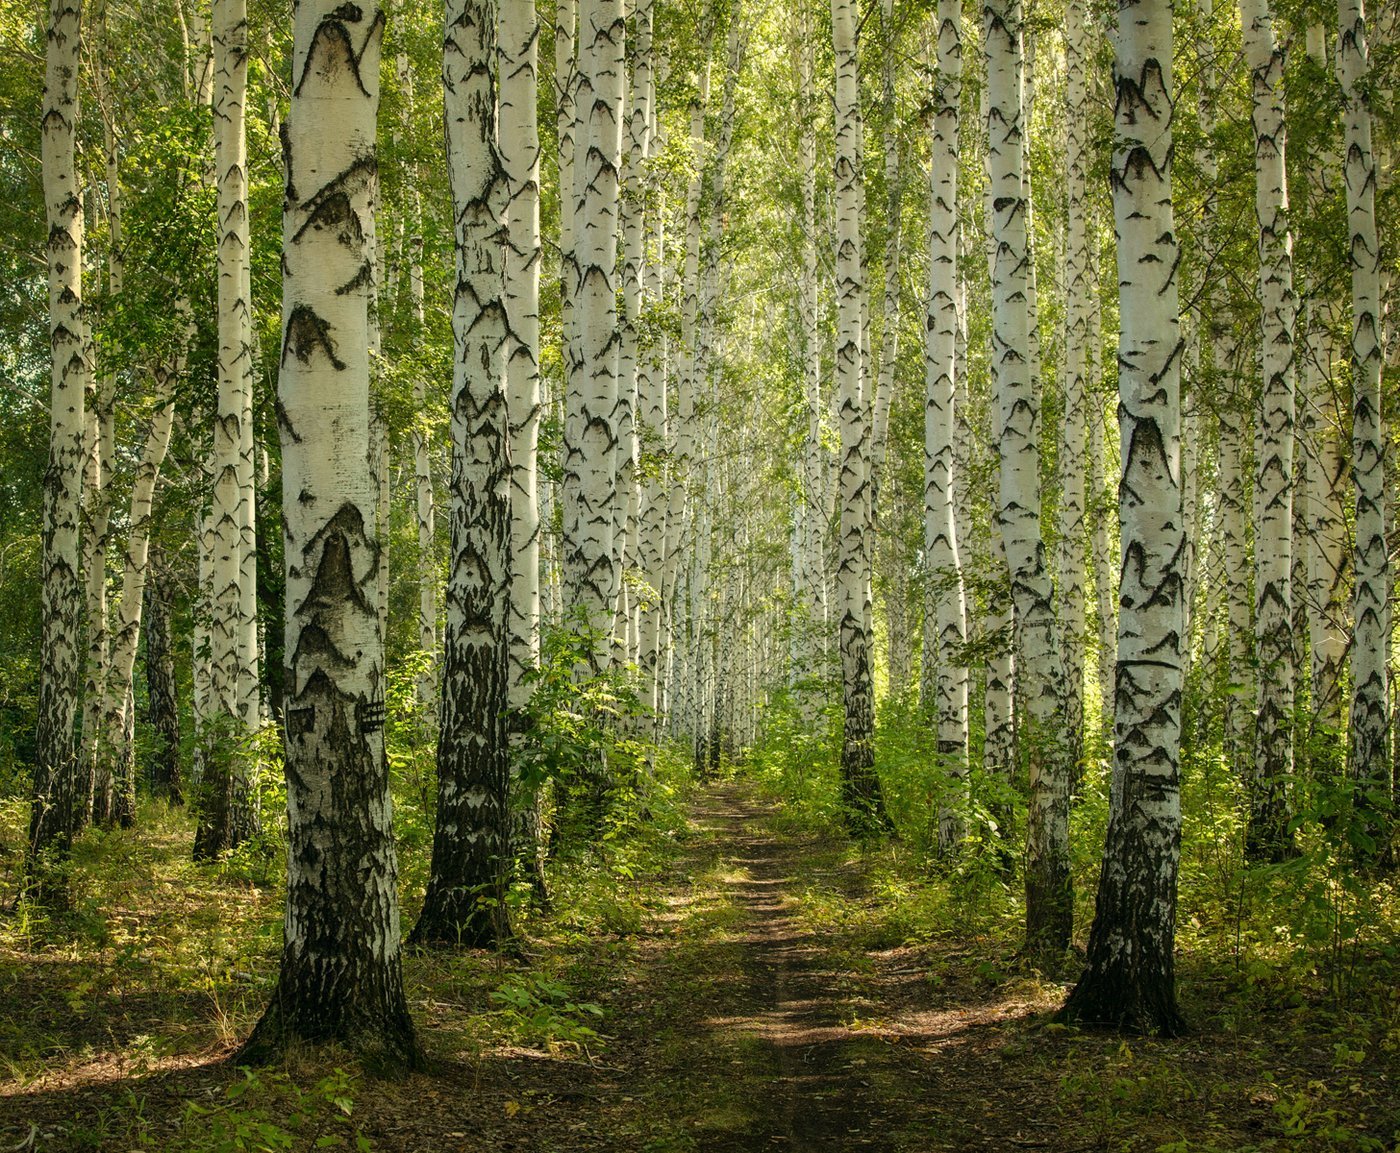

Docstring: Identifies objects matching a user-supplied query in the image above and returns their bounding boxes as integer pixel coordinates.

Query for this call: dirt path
[8,781,1338,1152]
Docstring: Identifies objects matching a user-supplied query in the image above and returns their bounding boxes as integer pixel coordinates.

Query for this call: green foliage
[488,971,605,1054]
[178,1068,372,1153]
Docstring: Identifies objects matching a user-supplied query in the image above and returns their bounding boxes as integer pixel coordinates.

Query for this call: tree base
[1057,964,1187,1038]
[409,890,511,951]
[237,977,424,1076]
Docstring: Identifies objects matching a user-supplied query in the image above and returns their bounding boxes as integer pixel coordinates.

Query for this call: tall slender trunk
[924,0,969,854]
[561,0,624,658]
[1339,0,1390,808]
[413,0,514,948]
[832,0,887,830]
[499,0,545,893]
[239,0,418,1067]
[145,545,182,804]
[396,54,437,715]
[1058,0,1090,774]
[30,0,89,891]
[1061,0,1186,1036]
[1242,0,1297,861]
[196,0,260,859]
[100,373,177,829]
[83,83,118,828]
[616,0,653,661]
[985,0,1070,950]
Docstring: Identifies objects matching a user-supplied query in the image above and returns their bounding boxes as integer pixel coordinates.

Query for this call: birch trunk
[1242,0,1297,861]
[239,0,418,1066]
[984,0,1070,949]
[412,0,514,947]
[924,0,969,854]
[1061,0,1186,1035]
[1058,0,1090,770]
[397,53,437,716]
[1339,0,1390,804]
[616,0,653,659]
[196,0,260,858]
[832,0,887,829]
[561,0,624,657]
[82,95,117,828]
[100,379,177,830]
[145,546,182,804]
[30,0,89,886]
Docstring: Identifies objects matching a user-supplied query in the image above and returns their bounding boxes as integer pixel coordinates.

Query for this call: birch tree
[1242,0,1296,861]
[832,0,887,829]
[924,0,969,853]
[561,0,624,656]
[984,0,1070,949]
[414,0,514,948]
[29,0,89,891]
[1061,0,1186,1035]
[1339,0,1390,811]
[196,0,260,859]
[240,0,418,1065]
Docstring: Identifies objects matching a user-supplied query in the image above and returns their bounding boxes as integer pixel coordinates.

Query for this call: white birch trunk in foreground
[240,0,417,1066]
[984,0,1070,949]
[1242,0,1296,860]
[924,0,969,853]
[1339,0,1391,801]
[1062,0,1186,1036]
[30,0,89,881]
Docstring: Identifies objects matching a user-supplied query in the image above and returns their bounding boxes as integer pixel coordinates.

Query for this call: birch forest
[1,0,1400,1143]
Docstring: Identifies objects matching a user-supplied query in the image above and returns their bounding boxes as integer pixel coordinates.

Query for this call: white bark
[924,0,969,854]
[1242,0,1296,859]
[984,0,1070,948]
[242,0,416,1065]
[1339,0,1390,791]
[500,0,541,711]
[562,0,624,657]
[1058,0,1090,765]
[832,0,886,827]
[32,0,89,867]
[1063,0,1185,1034]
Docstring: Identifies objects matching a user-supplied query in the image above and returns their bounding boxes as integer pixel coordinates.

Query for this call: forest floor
[0,780,1397,1151]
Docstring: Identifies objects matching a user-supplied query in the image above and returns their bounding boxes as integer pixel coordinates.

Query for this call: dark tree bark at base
[237,965,424,1073]
[1058,961,1187,1038]
[1024,864,1073,955]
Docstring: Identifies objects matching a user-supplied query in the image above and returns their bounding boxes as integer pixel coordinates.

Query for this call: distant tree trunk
[145,546,182,804]
[1060,0,1186,1036]
[1339,0,1390,809]
[412,0,514,949]
[832,0,887,832]
[394,52,435,719]
[616,0,653,666]
[984,0,1070,950]
[83,86,118,829]
[1058,0,1090,774]
[29,0,90,895]
[195,0,260,859]
[795,13,828,692]
[101,358,178,828]
[239,0,419,1067]
[1088,285,1116,718]
[1242,0,1297,861]
[924,0,969,854]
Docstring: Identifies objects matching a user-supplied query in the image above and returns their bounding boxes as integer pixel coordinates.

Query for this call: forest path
[478,779,1073,1153]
